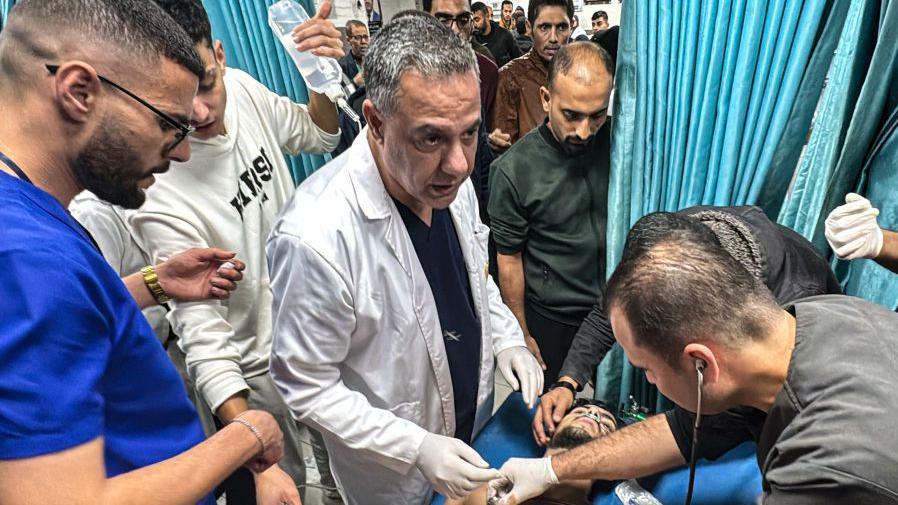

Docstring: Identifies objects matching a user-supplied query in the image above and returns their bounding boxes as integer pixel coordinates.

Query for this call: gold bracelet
[140,265,171,304]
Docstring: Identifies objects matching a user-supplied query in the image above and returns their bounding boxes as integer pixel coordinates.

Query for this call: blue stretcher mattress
[433,393,762,504]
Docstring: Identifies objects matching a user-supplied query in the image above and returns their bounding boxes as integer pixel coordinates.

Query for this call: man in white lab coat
[268,14,544,505]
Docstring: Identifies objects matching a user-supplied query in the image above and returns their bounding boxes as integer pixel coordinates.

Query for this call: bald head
[547,41,613,90]
[0,0,202,94]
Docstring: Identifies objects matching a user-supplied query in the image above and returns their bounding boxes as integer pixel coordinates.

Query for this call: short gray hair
[364,13,478,117]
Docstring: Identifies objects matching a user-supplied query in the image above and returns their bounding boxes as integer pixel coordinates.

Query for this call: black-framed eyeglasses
[46,64,195,151]
[434,12,473,28]
[349,34,370,42]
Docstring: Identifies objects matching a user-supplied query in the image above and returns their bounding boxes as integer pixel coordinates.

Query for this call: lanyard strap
[0,150,101,252]
[0,151,33,185]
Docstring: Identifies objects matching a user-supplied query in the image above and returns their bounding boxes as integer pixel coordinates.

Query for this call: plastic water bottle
[268,0,361,125]
[614,480,663,505]
[269,0,344,98]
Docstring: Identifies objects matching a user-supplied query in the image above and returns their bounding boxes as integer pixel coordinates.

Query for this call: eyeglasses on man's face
[349,34,370,42]
[435,12,473,29]
[46,64,194,152]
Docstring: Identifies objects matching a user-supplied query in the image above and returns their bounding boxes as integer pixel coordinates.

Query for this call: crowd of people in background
[3,1,898,505]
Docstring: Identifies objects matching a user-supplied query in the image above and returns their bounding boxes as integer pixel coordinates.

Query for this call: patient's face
[554,404,616,441]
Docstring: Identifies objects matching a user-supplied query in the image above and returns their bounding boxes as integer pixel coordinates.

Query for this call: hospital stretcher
[433,392,762,505]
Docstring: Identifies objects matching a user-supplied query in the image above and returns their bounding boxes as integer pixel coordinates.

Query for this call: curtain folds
[1,0,14,28]
[777,0,898,311]
[600,0,829,412]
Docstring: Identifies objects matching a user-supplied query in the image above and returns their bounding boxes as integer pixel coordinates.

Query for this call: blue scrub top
[395,201,482,443]
[0,172,212,504]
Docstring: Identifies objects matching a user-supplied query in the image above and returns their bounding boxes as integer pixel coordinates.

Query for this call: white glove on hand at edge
[497,345,544,409]
[487,456,558,505]
[825,193,884,260]
[415,433,500,499]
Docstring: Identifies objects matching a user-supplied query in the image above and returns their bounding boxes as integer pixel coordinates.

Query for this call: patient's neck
[536,483,592,504]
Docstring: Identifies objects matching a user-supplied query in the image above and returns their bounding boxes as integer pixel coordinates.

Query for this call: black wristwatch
[548,380,580,396]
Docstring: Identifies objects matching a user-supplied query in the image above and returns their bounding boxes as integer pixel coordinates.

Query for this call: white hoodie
[131,67,339,411]
[70,191,169,343]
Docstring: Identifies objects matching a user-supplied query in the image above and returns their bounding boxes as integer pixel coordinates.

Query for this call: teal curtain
[777,0,898,310]
[598,0,829,412]
[204,0,330,183]
[2,0,14,28]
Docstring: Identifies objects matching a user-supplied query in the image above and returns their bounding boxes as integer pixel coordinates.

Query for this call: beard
[72,120,163,209]
[559,135,592,157]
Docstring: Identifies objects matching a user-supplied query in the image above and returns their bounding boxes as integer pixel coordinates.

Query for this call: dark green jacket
[488,123,610,324]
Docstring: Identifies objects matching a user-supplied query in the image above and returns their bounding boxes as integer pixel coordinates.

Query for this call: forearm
[497,253,529,336]
[0,426,261,505]
[216,393,251,423]
[122,271,157,310]
[875,229,898,273]
[307,91,339,135]
[170,302,253,412]
[552,414,685,482]
[557,305,616,385]
[103,423,259,505]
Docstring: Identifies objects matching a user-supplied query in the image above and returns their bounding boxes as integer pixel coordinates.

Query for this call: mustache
[149,161,171,176]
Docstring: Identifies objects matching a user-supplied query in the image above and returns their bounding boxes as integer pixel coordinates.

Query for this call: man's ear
[683,343,718,385]
[539,85,551,114]
[52,61,102,124]
[213,40,227,70]
[363,99,385,143]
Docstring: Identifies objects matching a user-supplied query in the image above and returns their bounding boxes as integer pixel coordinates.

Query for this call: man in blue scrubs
[0,1,288,504]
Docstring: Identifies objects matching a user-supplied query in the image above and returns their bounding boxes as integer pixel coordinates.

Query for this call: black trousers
[525,304,588,386]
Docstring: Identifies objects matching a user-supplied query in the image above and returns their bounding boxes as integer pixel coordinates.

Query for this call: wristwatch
[140,265,171,304]
[548,380,579,396]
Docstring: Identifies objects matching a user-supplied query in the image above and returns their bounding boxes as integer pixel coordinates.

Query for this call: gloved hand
[825,193,884,260]
[487,457,558,505]
[415,433,500,499]
[497,346,544,408]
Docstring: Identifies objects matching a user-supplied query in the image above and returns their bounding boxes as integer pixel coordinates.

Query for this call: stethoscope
[684,359,707,505]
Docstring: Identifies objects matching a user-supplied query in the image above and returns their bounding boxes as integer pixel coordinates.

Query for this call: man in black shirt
[489,41,613,387]
[491,212,898,504]
[472,1,521,67]
[513,17,532,54]
[533,206,841,443]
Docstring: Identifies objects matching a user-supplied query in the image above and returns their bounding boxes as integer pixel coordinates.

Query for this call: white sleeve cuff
[199,369,251,413]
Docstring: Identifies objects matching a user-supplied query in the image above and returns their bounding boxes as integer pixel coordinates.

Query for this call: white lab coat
[267,130,526,505]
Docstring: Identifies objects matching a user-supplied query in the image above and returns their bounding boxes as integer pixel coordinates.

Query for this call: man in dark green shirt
[488,41,614,385]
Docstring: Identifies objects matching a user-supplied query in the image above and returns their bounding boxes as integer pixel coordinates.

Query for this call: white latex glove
[415,433,500,499]
[497,346,544,409]
[487,457,558,505]
[825,193,884,260]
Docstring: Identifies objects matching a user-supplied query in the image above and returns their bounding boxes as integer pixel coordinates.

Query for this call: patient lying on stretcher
[447,400,618,505]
